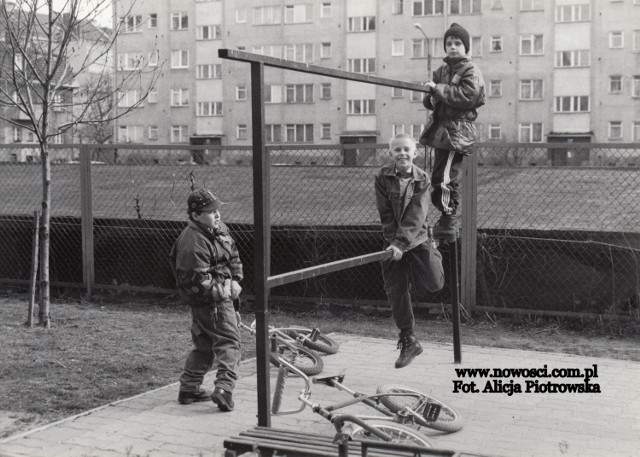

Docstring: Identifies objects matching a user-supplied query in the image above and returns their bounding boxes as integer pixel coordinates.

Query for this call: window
[392,39,405,56]
[236,8,247,23]
[237,124,248,140]
[284,43,314,62]
[148,50,159,67]
[196,101,223,116]
[347,16,376,32]
[321,42,332,58]
[555,4,590,22]
[321,2,332,18]
[320,83,332,99]
[265,85,282,103]
[491,36,503,52]
[411,124,424,140]
[170,12,188,30]
[236,85,247,100]
[470,36,482,56]
[633,76,640,97]
[610,76,623,93]
[608,121,622,139]
[519,123,543,142]
[347,58,376,73]
[148,90,158,104]
[450,0,481,14]
[412,39,429,58]
[171,125,189,143]
[197,25,221,40]
[196,64,222,79]
[411,86,424,102]
[520,80,543,100]
[392,87,404,98]
[265,124,282,143]
[489,124,502,140]
[413,0,445,16]
[393,124,405,135]
[117,52,143,70]
[285,4,312,23]
[392,0,403,14]
[285,84,313,103]
[633,122,640,142]
[555,50,590,67]
[609,32,623,48]
[118,125,144,143]
[170,50,189,69]
[120,15,142,33]
[634,31,640,52]
[117,90,140,108]
[12,126,21,142]
[253,6,282,25]
[148,14,157,28]
[148,126,158,141]
[285,124,314,142]
[520,34,544,55]
[347,99,375,115]
[170,88,189,107]
[554,96,589,112]
[490,80,502,97]
[321,123,331,139]
[520,0,543,11]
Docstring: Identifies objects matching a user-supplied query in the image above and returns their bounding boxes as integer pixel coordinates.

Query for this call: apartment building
[113,0,640,148]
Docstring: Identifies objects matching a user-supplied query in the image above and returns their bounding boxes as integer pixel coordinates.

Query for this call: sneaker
[395,333,423,369]
[211,386,234,412]
[178,388,212,405]
[432,214,459,243]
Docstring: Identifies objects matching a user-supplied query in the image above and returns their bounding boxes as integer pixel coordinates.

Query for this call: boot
[211,386,234,412]
[178,387,212,405]
[395,332,423,369]
[432,213,459,243]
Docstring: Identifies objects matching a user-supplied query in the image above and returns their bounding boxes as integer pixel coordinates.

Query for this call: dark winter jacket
[374,164,432,252]
[170,220,243,306]
[423,54,485,154]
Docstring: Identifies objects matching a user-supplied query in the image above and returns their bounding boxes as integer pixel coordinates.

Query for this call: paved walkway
[0,334,638,457]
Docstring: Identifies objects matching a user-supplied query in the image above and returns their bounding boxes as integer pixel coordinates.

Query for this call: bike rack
[218,48,464,427]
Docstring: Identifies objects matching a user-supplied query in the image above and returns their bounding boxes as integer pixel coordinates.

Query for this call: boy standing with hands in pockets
[375,133,445,369]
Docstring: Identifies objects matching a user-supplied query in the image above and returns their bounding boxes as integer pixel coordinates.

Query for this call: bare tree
[0,0,160,327]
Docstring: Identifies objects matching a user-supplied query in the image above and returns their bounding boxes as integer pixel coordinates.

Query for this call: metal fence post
[79,145,94,297]
[251,62,271,427]
[461,152,477,313]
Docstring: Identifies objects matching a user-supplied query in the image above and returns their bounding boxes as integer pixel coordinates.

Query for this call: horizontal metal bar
[267,250,393,289]
[219,49,430,92]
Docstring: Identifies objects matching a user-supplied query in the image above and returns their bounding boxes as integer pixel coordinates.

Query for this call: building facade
[113,0,640,147]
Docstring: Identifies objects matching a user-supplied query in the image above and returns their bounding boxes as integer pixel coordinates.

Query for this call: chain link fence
[0,143,638,315]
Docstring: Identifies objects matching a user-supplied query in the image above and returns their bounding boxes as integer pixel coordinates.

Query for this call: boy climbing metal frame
[218,49,470,427]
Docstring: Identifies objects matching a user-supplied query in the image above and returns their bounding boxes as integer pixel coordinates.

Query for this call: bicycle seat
[312,371,346,386]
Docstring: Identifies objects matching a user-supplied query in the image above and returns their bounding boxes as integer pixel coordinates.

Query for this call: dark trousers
[382,242,444,333]
[431,148,464,215]
[179,299,241,393]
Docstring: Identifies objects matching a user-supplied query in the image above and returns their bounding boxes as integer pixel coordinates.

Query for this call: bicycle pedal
[423,402,441,422]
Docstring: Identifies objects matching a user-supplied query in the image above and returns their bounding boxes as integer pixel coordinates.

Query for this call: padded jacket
[170,220,243,306]
[423,54,485,154]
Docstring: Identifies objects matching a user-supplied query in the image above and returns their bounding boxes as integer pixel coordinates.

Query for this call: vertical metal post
[79,146,94,297]
[461,153,477,312]
[449,240,462,363]
[27,210,41,327]
[251,62,271,427]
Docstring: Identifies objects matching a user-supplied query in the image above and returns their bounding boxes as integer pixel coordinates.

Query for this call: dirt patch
[1,291,638,439]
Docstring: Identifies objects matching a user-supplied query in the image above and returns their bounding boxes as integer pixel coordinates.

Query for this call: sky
[51,0,113,27]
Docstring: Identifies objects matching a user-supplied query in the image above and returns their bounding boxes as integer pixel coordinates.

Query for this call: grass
[1,289,639,439]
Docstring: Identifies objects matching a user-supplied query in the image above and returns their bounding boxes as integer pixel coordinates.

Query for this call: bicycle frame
[272,355,432,442]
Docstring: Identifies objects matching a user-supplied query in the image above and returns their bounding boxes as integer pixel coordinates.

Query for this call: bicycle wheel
[278,327,340,355]
[269,343,324,376]
[349,421,432,448]
[376,384,463,433]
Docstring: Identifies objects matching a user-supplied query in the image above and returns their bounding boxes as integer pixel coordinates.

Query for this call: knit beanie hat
[443,23,470,54]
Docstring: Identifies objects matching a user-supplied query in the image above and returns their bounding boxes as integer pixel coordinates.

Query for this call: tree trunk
[39,144,51,328]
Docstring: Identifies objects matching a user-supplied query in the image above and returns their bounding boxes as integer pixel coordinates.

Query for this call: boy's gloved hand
[211,279,232,301]
[230,280,242,300]
[386,245,403,261]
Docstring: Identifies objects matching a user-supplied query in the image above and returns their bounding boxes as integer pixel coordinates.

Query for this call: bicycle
[238,315,339,376]
[270,353,463,449]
